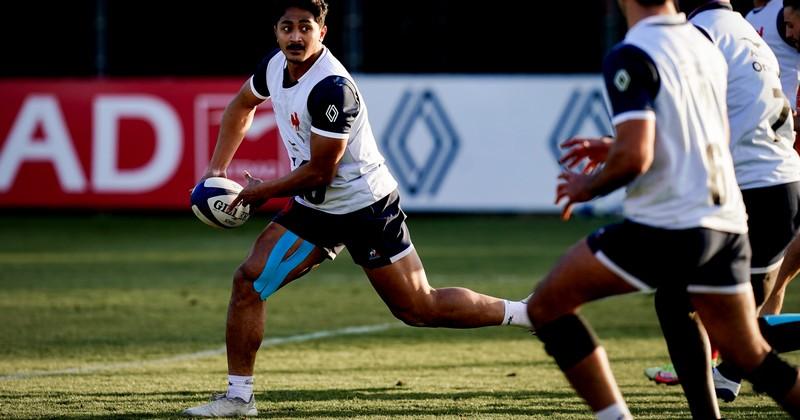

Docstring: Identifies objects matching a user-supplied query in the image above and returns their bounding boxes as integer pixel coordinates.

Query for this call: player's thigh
[528,238,639,326]
[362,247,430,309]
[687,231,762,360]
[344,190,413,268]
[346,190,424,305]
[690,290,769,367]
[240,221,328,288]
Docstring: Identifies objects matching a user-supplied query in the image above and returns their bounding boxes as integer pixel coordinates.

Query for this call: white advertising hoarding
[355,75,623,213]
[0,76,625,213]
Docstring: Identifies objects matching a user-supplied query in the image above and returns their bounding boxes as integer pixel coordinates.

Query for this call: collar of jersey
[687,1,733,20]
[282,46,329,89]
[634,12,688,29]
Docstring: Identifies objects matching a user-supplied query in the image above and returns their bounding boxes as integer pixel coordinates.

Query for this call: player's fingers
[557,170,575,182]
[228,195,244,214]
[559,151,580,166]
[555,183,569,205]
[560,138,584,149]
[561,201,574,221]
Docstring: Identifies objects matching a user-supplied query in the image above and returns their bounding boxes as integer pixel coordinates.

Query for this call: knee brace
[537,314,599,371]
[745,351,798,400]
[253,230,314,300]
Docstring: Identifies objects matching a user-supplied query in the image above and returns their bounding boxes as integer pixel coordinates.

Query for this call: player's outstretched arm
[204,80,265,180]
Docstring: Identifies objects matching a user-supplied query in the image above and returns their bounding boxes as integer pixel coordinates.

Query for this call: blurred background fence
[0,0,756,213]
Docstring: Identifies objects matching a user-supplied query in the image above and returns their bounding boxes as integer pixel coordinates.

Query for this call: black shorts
[272,190,414,268]
[742,181,800,273]
[587,220,751,294]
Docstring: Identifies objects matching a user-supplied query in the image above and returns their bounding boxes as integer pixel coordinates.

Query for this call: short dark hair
[273,0,329,26]
[787,0,800,12]
[676,0,707,14]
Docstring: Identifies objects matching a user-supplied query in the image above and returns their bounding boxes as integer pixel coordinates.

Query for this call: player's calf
[743,351,800,416]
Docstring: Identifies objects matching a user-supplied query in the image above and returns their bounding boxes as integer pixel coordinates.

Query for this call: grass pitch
[0,213,797,419]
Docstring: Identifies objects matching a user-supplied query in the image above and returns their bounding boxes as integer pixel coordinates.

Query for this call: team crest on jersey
[614,69,631,92]
[368,248,381,260]
[290,112,300,132]
[325,104,339,123]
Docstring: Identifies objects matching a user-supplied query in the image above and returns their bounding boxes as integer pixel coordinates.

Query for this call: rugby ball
[190,177,251,229]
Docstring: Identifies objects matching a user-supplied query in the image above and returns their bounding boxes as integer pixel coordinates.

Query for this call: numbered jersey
[691,5,800,190]
[746,0,800,110]
[603,13,747,234]
[250,47,397,214]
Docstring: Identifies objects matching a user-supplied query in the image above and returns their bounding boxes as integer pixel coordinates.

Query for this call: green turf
[0,213,796,419]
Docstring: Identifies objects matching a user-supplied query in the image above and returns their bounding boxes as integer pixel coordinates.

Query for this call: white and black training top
[249,47,397,214]
[691,3,800,190]
[747,0,800,110]
[603,13,747,234]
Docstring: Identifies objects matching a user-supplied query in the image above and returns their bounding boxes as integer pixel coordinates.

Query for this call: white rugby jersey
[747,0,800,110]
[604,13,747,233]
[249,47,397,214]
[691,4,800,189]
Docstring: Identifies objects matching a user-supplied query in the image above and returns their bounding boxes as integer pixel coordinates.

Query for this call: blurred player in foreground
[748,0,800,323]
[632,0,800,410]
[527,0,800,418]
[759,0,800,319]
[182,0,532,417]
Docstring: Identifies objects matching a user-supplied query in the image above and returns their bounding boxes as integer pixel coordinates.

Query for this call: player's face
[784,7,800,51]
[274,7,327,65]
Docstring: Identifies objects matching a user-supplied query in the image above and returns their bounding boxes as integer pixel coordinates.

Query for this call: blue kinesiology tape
[253,231,314,300]
[762,314,800,326]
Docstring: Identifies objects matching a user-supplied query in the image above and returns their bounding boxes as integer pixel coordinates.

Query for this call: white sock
[226,375,253,401]
[595,402,632,420]
[502,300,532,328]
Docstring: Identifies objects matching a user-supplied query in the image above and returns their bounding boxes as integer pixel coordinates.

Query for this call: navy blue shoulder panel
[602,43,660,118]
[251,48,281,98]
[307,75,360,136]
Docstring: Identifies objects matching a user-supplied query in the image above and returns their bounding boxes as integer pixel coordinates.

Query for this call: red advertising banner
[0,79,289,210]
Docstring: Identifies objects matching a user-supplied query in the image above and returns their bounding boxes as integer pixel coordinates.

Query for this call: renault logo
[382,90,460,196]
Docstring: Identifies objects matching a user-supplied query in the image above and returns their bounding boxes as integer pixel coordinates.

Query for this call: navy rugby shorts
[586,219,751,294]
[742,181,800,273]
[272,190,414,268]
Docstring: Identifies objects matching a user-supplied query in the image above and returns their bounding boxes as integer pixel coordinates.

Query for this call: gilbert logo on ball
[190,177,251,228]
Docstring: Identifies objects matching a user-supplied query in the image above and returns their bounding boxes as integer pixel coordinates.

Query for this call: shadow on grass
[261,354,670,376]
[1,387,789,419]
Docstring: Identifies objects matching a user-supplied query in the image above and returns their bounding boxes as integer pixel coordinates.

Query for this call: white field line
[0,323,400,381]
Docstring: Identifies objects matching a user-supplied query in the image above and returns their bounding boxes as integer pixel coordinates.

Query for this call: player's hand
[228,170,266,213]
[190,170,228,194]
[559,136,612,174]
[555,170,594,221]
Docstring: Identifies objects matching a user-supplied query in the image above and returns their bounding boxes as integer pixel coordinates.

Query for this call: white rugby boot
[182,393,258,417]
[712,367,741,403]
